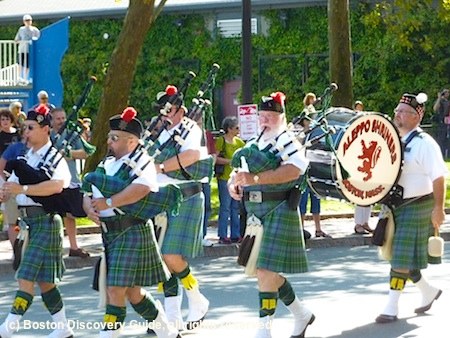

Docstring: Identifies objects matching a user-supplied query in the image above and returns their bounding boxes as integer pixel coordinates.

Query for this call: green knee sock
[259,292,278,317]
[278,279,295,306]
[131,294,159,322]
[163,276,180,297]
[174,265,198,290]
[41,287,63,315]
[11,290,33,316]
[103,304,126,331]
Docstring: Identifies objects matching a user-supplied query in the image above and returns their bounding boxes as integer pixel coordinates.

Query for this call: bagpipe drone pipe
[81,72,200,219]
[151,64,220,181]
[5,76,97,215]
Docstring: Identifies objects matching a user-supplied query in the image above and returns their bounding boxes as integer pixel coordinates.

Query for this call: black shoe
[375,314,398,323]
[415,289,442,314]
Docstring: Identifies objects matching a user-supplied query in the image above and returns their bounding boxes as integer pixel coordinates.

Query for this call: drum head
[335,113,402,206]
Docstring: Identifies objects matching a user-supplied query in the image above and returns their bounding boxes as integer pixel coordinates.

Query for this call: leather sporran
[372,217,388,246]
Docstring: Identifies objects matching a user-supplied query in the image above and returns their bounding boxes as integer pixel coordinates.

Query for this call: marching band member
[228,92,315,338]
[82,108,180,338]
[0,105,73,338]
[375,93,447,324]
[153,88,209,331]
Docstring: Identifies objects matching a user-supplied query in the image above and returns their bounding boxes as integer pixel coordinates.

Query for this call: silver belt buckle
[19,208,27,218]
[249,191,262,203]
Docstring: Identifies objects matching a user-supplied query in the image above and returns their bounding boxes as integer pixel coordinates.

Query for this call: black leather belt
[18,206,47,218]
[101,216,142,232]
[403,193,433,203]
[243,190,289,203]
[180,183,202,198]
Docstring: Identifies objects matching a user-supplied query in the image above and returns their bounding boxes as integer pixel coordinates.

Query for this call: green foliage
[1,2,449,125]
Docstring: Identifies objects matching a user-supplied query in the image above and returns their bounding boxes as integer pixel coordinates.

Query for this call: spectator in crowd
[0,109,20,156]
[14,14,40,84]
[32,90,56,111]
[354,100,364,112]
[51,108,90,258]
[353,100,374,234]
[0,127,27,249]
[299,93,330,238]
[215,116,245,244]
[432,89,449,156]
[9,101,26,128]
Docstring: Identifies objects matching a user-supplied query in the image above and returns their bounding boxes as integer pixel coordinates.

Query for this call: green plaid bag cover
[391,197,439,269]
[160,183,204,258]
[16,214,65,283]
[154,144,214,181]
[82,169,182,218]
[231,144,279,173]
[102,219,170,287]
[243,181,308,274]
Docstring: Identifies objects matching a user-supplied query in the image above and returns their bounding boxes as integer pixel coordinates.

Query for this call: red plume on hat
[165,85,178,96]
[271,92,286,105]
[35,104,50,116]
[121,107,137,122]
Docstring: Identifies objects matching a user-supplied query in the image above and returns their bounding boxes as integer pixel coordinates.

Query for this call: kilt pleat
[16,214,65,283]
[391,198,434,270]
[103,221,170,287]
[244,199,308,274]
[161,190,204,258]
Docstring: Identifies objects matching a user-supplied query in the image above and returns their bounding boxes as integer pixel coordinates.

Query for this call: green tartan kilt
[244,199,309,274]
[103,221,170,287]
[391,197,437,269]
[161,190,204,258]
[16,214,65,283]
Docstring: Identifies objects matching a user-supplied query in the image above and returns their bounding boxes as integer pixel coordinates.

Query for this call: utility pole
[242,0,252,104]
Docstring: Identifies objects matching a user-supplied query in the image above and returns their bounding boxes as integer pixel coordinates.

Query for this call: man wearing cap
[0,104,73,338]
[82,107,181,338]
[228,92,315,338]
[151,86,210,331]
[14,15,40,84]
[375,93,447,324]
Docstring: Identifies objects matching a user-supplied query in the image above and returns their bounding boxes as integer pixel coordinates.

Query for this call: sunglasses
[23,125,37,131]
[107,133,132,142]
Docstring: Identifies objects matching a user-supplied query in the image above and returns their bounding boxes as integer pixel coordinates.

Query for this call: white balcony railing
[0,40,29,86]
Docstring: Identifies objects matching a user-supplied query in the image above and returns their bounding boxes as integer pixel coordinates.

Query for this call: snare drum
[305,108,402,206]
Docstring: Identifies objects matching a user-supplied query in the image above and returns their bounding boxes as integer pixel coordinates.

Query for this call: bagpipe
[4,76,97,215]
[152,63,220,181]
[230,85,338,175]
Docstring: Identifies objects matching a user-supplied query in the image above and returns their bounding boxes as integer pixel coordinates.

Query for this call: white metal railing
[0,40,30,86]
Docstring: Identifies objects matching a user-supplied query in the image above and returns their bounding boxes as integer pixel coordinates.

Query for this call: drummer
[375,93,447,324]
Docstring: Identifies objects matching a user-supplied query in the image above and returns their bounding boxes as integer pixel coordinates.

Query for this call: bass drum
[305,107,403,206]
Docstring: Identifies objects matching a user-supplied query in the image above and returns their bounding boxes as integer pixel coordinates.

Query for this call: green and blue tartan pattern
[244,182,308,274]
[160,189,204,258]
[102,220,170,287]
[391,197,438,269]
[231,144,279,173]
[16,214,65,283]
[82,168,182,219]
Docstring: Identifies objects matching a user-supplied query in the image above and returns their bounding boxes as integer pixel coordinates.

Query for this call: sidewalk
[1,213,449,273]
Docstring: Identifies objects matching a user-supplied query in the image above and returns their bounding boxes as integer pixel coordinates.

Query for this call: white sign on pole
[237,104,258,141]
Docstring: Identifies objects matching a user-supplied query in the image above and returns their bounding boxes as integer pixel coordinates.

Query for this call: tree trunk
[328,0,353,108]
[85,0,166,172]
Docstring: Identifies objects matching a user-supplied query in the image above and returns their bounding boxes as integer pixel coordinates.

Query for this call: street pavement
[0,215,449,337]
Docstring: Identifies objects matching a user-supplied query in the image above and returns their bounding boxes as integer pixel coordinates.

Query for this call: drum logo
[357,140,381,182]
[336,114,402,206]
